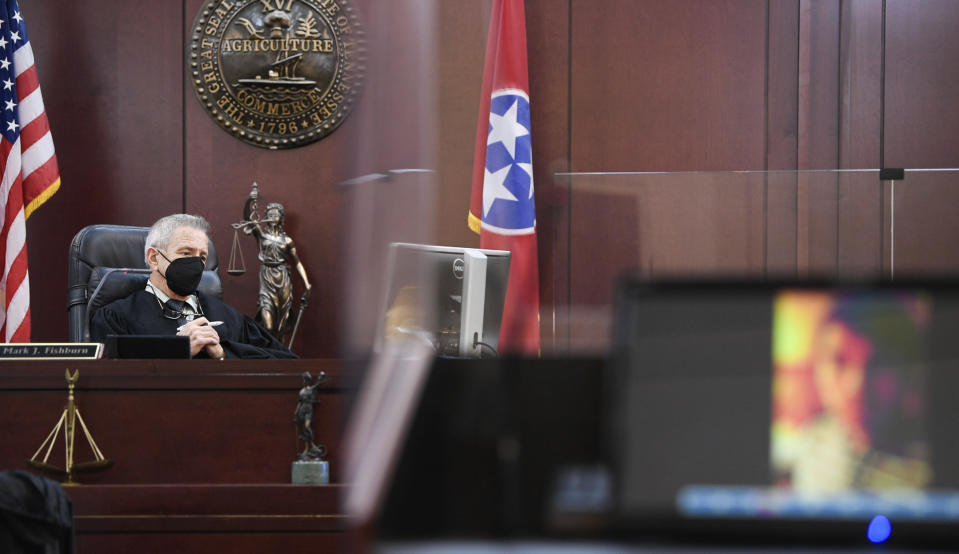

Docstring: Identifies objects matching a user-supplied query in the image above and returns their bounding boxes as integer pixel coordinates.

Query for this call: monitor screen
[376,243,510,357]
[608,280,959,546]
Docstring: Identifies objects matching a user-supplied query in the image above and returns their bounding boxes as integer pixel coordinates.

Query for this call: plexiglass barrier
[546,169,959,354]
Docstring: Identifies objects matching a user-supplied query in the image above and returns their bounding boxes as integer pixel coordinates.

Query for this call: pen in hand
[177,320,224,332]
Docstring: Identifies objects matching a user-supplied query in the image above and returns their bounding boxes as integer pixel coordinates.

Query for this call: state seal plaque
[189,0,364,149]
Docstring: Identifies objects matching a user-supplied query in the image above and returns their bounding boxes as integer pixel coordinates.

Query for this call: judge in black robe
[90,289,296,359]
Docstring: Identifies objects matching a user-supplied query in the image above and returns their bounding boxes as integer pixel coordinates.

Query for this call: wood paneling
[888,172,959,276]
[72,484,344,531]
[526,0,570,348]
[766,0,800,277]
[571,0,767,172]
[337,0,441,354]
[565,0,768,319]
[837,0,883,277]
[80,533,344,554]
[435,0,489,254]
[1,361,351,554]
[23,0,184,342]
[796,0,840,277]
[0,359,349,484]
[884,0,959,168]
[882,0,959,276]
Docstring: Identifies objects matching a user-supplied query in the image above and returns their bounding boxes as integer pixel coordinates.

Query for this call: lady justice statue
[233,182,312,347]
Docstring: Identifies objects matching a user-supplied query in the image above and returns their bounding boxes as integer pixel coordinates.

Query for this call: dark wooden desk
[0,359,355,553]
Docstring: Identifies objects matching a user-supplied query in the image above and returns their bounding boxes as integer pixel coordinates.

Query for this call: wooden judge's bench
[0,359,355,553]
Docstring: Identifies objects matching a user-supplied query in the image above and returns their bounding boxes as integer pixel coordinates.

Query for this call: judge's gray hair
[144,214,211,262]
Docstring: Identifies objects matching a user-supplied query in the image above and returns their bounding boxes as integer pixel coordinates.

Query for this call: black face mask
[157,250,204,296]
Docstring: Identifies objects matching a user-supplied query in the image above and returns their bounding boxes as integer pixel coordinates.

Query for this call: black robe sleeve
[89,302,132,343]
[196,292,298,359]
[217,315,298,359]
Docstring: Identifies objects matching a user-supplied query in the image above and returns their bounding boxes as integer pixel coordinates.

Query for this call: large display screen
[608,282,959,545]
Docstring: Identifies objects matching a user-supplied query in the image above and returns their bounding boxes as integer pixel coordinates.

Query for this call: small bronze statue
[294,371,329,461]
[235,182,312,348]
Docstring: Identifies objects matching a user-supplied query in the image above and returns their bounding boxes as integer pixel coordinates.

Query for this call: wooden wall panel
[837,0,883,278]
[839,0,882,169]
[796,0,840,277]
[78,533,343,554]
[890,173,959,276]
[435,0,489,255]
[337,0,441,354]
[883,0,959,276]
[567,0,768,316]
[526,0,570,349]
[766,0,800,277]
[0,360,349,484]
[571,0,767,172]
[884,0,959,168]
[23,0,183,341]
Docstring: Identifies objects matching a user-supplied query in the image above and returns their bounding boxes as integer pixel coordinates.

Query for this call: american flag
[469,0,539,355]
[0,0,60,342]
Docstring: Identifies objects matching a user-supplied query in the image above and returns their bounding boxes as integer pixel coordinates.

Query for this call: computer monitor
[376,242,510,357]
[607,280,959,547]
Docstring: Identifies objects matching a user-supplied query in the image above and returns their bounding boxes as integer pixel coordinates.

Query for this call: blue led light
[867,514,892,544]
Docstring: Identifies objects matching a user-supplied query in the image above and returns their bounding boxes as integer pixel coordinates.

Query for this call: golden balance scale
[27,369,113,485]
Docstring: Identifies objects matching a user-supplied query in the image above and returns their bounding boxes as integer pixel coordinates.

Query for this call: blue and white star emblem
[482,88,535,233]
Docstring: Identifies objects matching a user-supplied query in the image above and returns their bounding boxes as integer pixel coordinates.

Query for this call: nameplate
[0,343,103,360]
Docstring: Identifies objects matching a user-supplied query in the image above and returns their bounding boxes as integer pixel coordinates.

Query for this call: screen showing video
[771,290,931,493]
[611,282,959,532]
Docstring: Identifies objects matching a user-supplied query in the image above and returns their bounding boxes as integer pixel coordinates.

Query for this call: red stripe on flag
[0,134,13,162]
[9,308,31,342]
[5,240,29,304]
[0,171,24,270]
[19,113,49,150]
[23,156,59,209]
[15,64,39,100]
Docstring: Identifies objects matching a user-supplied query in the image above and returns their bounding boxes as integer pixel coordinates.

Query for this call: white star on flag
[4,99,14,111]
[0,57,9,70]
[487,98,528,159]
[482,163,517,216]
[516,162,533,198]
[9,30,19,43]
[2,78,12,90]
[6,119,17,132]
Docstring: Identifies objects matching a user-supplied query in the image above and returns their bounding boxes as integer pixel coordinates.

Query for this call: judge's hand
[177,317,225,359]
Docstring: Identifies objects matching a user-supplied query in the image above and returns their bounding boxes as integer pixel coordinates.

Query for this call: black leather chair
[67,224,222,342]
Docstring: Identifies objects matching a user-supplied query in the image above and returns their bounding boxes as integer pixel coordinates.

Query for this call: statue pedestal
[292,460,329,484]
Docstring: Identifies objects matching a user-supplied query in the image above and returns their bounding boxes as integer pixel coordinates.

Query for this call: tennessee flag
[0,0,61,342]
[468,0,539,354]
